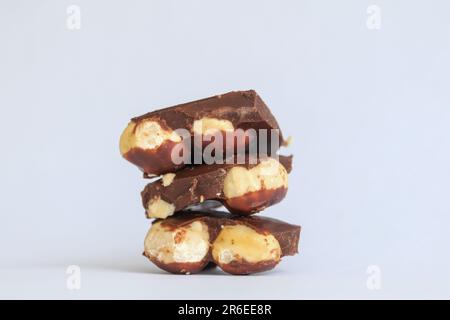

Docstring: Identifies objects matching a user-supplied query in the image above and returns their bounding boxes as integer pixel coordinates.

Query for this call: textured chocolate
[141,155,292,216]
[121,90,286,176]
[144,210,301,275]
[132,90,284,142]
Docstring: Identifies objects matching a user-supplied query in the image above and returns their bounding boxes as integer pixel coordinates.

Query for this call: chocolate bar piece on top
[119,90,286,176]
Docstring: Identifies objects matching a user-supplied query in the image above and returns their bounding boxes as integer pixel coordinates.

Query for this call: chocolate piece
[120,90,286,176]
[143,210,301,275]
[141,156,292,218]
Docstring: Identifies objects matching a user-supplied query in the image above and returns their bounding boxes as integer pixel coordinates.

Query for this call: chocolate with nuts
[119,90,285,176]
[143,210,301,275]
[141,155,293,218]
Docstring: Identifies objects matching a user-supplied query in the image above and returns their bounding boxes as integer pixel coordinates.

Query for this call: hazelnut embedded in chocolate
[119,90,286,176]
[146,196,176,219]
[211,224,282,275]
[222,157,289,214]
[162,173,176,187]
[141,156,292,217]
[143,219,211,274]
[119,119,185,176]
[142,211,301,275]
[192,117,235,136]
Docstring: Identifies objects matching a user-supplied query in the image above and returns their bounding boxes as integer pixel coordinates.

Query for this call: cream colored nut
[192,117,234,135]
[212,225,281,264]
[147,196,175,219]
[162,173,176,187]
[223,158,288,199]
[119,120,181,154]
[144,221,210,264]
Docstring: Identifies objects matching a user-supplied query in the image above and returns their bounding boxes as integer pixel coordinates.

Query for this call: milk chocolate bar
[119,90,285,176]
[143,211,301,275]
[141,155,293,218]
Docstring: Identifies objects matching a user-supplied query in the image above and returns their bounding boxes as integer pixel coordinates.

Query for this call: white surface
[1,255,449,299]
[1,0,450,299]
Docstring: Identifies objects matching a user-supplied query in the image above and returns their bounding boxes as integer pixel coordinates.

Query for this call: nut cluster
[120,90,301,275]
[142,156,291,219]
[143,213,300,275]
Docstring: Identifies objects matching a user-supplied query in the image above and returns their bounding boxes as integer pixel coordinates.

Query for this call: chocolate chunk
[141,156,293,218]
[120,90,286,176]
[143,210,301,275]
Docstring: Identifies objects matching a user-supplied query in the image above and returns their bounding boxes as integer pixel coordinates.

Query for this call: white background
[1,0,449,299]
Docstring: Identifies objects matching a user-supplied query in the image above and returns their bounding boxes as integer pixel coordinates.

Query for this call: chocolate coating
[156,210,301,248]
[218,259,278,275]
[132,90,284,141]
[122,90,286,175]
[223,188,288,215]
[144,210,301,275]
[125,142,185,177]
[141,156,292,216]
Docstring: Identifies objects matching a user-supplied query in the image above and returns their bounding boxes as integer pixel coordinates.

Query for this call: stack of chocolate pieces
[119,90,301,275]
